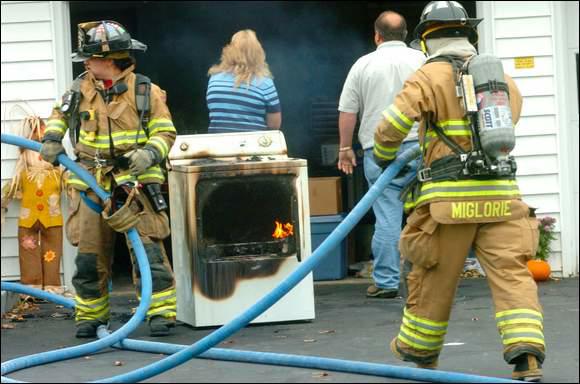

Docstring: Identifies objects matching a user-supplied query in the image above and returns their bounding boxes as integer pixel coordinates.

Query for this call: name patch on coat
[451,200,511,219]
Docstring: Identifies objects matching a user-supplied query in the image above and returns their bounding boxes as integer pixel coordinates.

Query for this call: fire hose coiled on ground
[1,133,517,383]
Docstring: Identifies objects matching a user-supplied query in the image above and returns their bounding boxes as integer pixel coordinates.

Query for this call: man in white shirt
[338,11,425,298]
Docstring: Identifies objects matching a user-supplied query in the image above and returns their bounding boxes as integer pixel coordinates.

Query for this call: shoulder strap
[423,56,469,156]
[134,73,151,137]
[67,71,87,145]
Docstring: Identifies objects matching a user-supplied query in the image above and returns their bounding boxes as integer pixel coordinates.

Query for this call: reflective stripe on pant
[396,209,544,364]
[68,188,175,324]
[75,294,110,323]
[131,241,176,321]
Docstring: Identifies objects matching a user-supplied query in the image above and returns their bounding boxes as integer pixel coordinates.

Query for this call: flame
[272,220,294,239]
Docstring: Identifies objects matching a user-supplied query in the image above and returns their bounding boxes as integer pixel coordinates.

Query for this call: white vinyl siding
[1,1,63,281]
[489,1,563,273]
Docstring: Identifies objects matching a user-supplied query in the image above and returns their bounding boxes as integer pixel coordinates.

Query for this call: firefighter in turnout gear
[373,2,544,381]
[40,20,178,338]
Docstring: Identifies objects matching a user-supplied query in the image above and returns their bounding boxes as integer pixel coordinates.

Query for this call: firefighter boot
[390,338,438,369]
[512,354,543,382]
[149,316,175,337]
[76,320,107,338]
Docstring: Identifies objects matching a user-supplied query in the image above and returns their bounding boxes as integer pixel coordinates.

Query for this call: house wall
[477,1,578,275]
[1,1,74,285]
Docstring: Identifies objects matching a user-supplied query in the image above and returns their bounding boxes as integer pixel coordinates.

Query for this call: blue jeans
[363,141,419,290]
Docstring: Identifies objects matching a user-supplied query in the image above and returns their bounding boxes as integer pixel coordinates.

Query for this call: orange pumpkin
[527,260,551,281]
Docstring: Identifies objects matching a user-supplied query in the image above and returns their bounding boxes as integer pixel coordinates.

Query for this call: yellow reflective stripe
[137,165,165,181]
[383,105,413,135]
[391,105,413,126]
[47,119,67,129]
[437,119,469,127]
[422,179,519,190]
[150,288,176,301]
[502,328,544,336]
[150,126,176,136]
[414,190,520,206]
[137,173,165,182]
[148,118,176,136]
[384,111,410,135]
[79,129,147,139]
[147,305,176,316]
[79,130,148,149]
[75,306,110,322]
[114,165,164,184]
[496,308,543,320]
[399,328,444,349]
[79,138,111,149]
[147,118,173,128]
[374,141,399,154]
[45,127,66,134]
[149,298,177,311]
[398,333,442,351]
[415,180,520,206]
[115,174,137,183]
[497,319,543,328]
[148,140,167,157]
[426,130,471,137]
[404,307,448,328]
[76,302,109,314]
[78,139,146,148]
[373,144,398,160]
[148,137,169,157]
[401,324,445,342]
[402,316,447,336]
[373,148,395,161]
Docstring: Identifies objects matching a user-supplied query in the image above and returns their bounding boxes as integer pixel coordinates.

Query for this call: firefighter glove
[124,148,157,176]
[39,140,65,165]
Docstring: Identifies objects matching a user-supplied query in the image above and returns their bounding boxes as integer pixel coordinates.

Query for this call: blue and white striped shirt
[207,72,281,133]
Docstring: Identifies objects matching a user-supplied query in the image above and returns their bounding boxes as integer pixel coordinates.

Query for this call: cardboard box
[308,177,342,216]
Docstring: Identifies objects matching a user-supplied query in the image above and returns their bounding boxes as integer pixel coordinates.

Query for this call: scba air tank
[468,54,515,161]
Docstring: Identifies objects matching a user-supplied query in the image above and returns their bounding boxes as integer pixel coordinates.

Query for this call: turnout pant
[393,205,545,365]
[66,188,176,325]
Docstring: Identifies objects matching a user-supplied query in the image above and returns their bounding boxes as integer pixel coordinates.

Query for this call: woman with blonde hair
[207,29,282,133]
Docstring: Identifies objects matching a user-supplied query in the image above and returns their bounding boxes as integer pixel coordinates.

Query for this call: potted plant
[527,216,556,281]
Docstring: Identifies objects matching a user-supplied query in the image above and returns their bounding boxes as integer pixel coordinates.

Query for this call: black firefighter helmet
[71,20,147,62]
[410,1,482,51]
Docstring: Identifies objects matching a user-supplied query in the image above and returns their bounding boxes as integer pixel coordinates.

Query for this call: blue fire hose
[0,133,153,382]
[1,133,517,383]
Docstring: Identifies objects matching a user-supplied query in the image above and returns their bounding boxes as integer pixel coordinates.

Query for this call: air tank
[468,54,515,160]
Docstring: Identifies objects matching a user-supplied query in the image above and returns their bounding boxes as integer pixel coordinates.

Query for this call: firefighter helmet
[71,20,147,62]
[410,1,482,51]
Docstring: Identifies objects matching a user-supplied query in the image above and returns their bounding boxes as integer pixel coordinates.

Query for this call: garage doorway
[67,1,476,280]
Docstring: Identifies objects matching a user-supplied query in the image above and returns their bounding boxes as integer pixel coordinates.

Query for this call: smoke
[69,1,380,158]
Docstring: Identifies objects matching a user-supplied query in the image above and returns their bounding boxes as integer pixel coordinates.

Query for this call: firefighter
[39,20,178,338]
[373,2,544,381]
